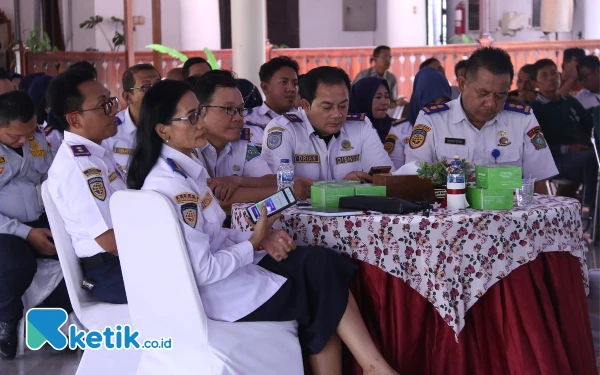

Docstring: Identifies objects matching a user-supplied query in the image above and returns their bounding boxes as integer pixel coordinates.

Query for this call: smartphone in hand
[246,187,297,224]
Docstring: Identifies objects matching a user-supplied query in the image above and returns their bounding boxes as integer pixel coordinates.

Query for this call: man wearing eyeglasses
[46,68,128,305]
[103,64,162,170]
[243,57,300,150]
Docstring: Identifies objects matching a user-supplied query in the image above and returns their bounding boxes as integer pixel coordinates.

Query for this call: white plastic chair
[41,181,140,375]
[110,190,304,375]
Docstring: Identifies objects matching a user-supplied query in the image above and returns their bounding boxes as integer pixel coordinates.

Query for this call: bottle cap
[280,159,290,163]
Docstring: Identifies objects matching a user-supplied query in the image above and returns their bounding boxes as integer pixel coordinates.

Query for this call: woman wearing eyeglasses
[127,79,399,375]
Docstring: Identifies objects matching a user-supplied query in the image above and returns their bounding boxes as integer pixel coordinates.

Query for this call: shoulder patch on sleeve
[346,113,366,121]
[245,144,261,162]
[384,134,399,154]
[390,117,409,126]
[526,125,543,138]
[82,168,102,178]
[87,177,106,201]
[504,101,531,115]
[267,130,283,150]
[240,128,251,141]
[422,104,450,115]
[282,113,303,123]
[245,120,267,129]
[409,126,429,149]
[174,192,200,204]
[43,125,53,136]
[70,145,91,157]
[166,158,187,178]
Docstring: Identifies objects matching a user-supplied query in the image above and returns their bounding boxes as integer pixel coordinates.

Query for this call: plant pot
[433,185,447,204]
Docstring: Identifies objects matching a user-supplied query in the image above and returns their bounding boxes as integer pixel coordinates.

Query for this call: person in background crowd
[27,75,63,154]
[450,60,467,99]
[386,66,452,170]
[188,70,311,204]
[68,60,98,79]
[353,46,405,108]
[244,56,300,149]
[46,69,128,304]
[0,91,71,360]
[349,77,396,143]
[405,47,558,194]
[575,55,600,110]
[560,47,586,96]
[18,73,45,93]
[236,78,263,109]
[127,79,400,375]
[294,74,305,110]
[263,66,394,181]
[531,58,597,206]
[182,57,212,78]
[419,57,446,76]
[0,69,15,94]
[166,67,184,81]
[8,73,22,90]
[507,64,537,104]
[103,64,162,170]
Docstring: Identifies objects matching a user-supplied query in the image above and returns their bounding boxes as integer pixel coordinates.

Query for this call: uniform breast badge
[340,139,354,151]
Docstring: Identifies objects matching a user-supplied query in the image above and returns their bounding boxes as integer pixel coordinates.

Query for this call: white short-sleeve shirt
[47,131,127,258]
[198,140,272,178]
[574,88,600,110]
[383,118,412,169]
[102,108,136,171]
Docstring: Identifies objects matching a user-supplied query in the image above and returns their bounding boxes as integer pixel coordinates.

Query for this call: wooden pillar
[152,0,162,71]
[231,0,266,88]
[124,0,135,67]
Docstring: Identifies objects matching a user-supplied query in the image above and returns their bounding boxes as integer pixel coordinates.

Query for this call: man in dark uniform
[531,58,598,207]
[0,91,72,359]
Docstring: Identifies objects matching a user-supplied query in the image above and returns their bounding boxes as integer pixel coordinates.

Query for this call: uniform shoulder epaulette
[70,145,91,157]
[240,128,251,141]
[346,113,366,121]
[245,144,261,162]
[165,158,187,178]
[43,125,54,136]
[390,117,409,126]
[282,113,303,123]
[504,101,531,115]
[245,120,267,129]
[422,104,449,115]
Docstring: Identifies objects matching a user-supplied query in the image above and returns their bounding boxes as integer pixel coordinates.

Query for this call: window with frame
[468,0,480,32]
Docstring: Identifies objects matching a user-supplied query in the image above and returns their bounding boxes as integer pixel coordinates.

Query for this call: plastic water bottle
[446,156,466,210]
[277,159,294,191]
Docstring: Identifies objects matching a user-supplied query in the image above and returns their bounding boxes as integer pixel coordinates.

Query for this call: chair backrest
[110,190,212,369]
[41,181,100,318]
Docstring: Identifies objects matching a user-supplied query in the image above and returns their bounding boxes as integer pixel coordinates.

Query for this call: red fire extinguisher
[455,1,466,35]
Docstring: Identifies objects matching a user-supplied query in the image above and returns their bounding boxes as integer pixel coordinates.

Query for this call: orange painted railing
[25,40,600,101]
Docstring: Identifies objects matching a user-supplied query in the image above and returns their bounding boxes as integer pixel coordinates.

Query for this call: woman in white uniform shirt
[126,80,398,375]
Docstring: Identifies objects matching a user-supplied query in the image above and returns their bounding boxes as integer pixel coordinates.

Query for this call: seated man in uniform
[262,66,394,182]
[188,70,311,204]
[0,91,71,359]
[531,58,597,206]
[575,55,600,111]
[243,56,300,149]
[103,64,161,170]
[46,69,128,304]
[507,64,537,104]
[405,47,559,194]
[182,57,212,78]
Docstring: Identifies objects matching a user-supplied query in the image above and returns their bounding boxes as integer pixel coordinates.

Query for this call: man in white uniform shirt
[103,64,161,170]
[243,56,300,149]
[46,69,128,304]
[405,47,558,194]
[262,66,394,181]
[0,91,71,360]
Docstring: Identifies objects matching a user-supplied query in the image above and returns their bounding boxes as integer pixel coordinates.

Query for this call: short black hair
[577,55,600,72]
[465,47,514,82]
[519,63,536,78]
[9,72,23,81]
[0,68,10,80]
[186,70,238,104]
[122,63,161,92]
[68,60,98,79]
[182,57,211,78]
[46,68,97,130]
[299,66,351,104]
[259,56,299,83]
[563,48,585,64]
[373,45,390,57]
[420,57,440,70]
[531,59,557,81]
[454,60,468,78]
[0,90,36,127]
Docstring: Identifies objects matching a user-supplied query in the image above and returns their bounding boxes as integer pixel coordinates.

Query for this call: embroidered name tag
[113,147,132,155]
[30,149,46,157]
[294,154,320,163]
[335,154,360,164]
[445,138,466,145]
[201,191,213,210]
[82,168,102,178]
[174,192,200,204]
[108,171,118,183]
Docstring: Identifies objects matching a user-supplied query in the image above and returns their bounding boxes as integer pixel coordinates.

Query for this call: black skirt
[236,246,357,355]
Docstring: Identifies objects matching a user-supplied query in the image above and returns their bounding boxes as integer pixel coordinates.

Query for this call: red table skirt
[340,252,596,375]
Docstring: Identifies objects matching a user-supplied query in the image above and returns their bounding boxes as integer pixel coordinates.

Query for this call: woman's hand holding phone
[247,204,281,249]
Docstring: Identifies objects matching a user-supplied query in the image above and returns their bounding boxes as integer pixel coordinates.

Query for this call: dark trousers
[555,150,599,206]
[0,214,72,324]
[81,255,128,304]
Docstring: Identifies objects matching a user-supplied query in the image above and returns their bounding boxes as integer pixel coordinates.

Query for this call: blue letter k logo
[26,308,68,350]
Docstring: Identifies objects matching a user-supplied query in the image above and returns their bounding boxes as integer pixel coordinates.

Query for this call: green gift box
[354,183,386,196]
[475,165,522,189]
[311,184,356,208]
[467,187,514,210]
[313,180,361,187]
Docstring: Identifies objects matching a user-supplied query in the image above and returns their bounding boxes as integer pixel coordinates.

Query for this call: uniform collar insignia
[166,158,188,178]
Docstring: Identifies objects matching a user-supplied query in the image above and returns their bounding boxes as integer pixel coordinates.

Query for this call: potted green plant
[416,158,475,203]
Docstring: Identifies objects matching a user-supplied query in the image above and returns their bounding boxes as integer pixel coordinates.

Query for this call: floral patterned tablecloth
[231,195,588,337]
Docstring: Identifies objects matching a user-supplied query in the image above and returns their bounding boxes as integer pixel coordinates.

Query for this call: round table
[231,195,596,374]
